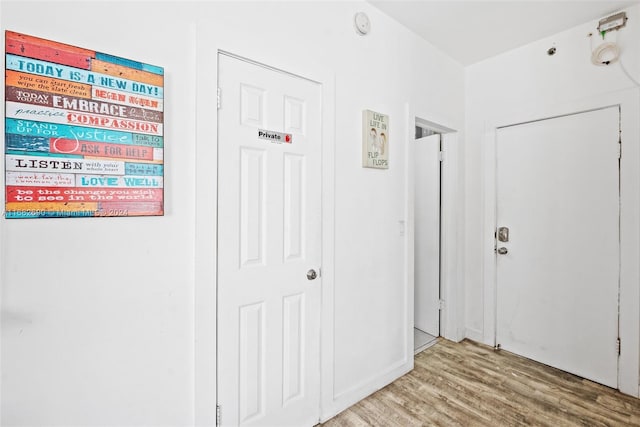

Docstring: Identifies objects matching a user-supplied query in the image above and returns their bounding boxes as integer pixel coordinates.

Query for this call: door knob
[497,247,508,255]
[306,269,318,280]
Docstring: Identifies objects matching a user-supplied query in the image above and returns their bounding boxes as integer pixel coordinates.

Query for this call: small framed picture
[362,109,389,169]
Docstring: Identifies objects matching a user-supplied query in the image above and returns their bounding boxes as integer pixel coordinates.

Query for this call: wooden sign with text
[4,31,164,218]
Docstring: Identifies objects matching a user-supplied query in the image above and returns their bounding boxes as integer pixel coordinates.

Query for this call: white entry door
[496,107,620,388]
[414,134,440,336]
[217,54,322,426]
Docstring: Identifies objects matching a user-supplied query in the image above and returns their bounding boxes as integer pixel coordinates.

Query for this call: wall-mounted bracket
[598,12,627,34]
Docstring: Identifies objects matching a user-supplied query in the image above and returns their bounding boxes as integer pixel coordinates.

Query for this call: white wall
[464,3,640,343]
[0,1,465,425]
[0,2,199,426]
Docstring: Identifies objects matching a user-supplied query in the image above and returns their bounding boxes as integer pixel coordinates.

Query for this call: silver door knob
[497,247,508,255]
[306,269,317,280]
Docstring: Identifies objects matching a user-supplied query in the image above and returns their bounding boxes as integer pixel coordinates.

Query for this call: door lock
[497,247,508,255]
[306,269,318,280]
[498,227,510,242]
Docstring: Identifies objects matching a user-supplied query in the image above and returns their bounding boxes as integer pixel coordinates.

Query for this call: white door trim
[194,44,336,425]
[194,28,218,427]
[440,131,463,342]
[480,88,640,397]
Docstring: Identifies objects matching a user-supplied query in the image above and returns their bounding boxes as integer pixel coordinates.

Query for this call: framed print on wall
[4,30,164,218]
[362,109,389,169]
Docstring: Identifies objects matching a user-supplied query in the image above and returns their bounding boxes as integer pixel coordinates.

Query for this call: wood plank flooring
[320,339,640,426]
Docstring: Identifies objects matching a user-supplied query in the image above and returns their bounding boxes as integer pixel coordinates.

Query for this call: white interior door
[496,107,620,388]
[414,134,440,336]
[217,54,322,426]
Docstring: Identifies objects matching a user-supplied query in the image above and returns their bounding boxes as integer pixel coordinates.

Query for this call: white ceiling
[368,0,639,65]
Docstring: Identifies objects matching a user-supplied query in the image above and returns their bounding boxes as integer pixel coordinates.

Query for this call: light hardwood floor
[321,339,640,426]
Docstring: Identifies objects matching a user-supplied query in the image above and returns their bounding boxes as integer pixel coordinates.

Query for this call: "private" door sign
[258,129,292,144]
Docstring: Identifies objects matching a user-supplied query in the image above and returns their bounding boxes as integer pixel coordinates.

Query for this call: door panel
[240,148,266,267]
[414,134,440,336]
[282,293,305,404]
[496,107,619,388]
[284,153,305,262]
[238,302,265,423]
[217,54,322,426]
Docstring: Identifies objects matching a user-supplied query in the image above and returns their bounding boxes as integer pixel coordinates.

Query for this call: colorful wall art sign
[4,31,164,218]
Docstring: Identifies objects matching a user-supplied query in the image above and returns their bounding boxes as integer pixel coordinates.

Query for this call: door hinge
[217,87,221,109]
[438,150,445,162]
[439,299,445,310]
[618,141,621,159]
[616,338,621,356]
[216,404,221,426]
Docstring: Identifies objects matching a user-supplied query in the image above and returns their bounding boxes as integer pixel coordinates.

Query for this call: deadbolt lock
[498,227,510,243]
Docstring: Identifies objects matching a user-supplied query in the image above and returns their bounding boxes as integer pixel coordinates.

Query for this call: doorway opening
[413,122,442,354]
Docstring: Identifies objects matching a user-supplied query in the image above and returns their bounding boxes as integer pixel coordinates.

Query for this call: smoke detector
[354,12,371,36]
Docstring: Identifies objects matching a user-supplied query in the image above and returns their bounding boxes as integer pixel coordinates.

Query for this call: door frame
[214,51,327,425]
[481,88,640,397]
[495,106,621,388]
[406,104,464,346]
[194,48,336,424]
